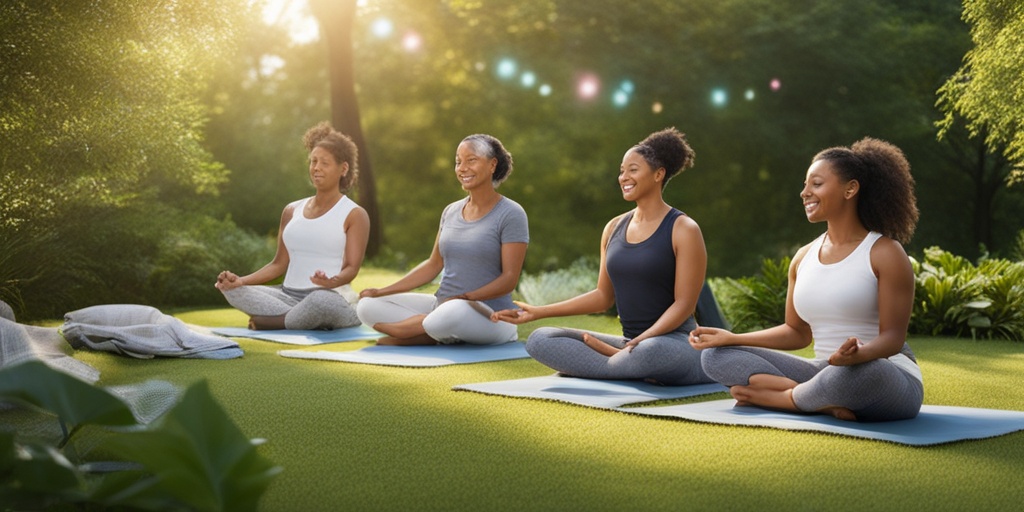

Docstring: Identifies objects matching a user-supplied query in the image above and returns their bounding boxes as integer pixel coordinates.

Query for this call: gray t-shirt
[435,196,529,311]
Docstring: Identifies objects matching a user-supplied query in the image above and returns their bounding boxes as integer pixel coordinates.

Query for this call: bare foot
[375,334,437,346]
[820,406,857,421]
[731,384,798,412]
[249,315,286,330]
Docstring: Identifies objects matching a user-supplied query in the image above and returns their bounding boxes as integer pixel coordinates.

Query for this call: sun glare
[261,0,320,44]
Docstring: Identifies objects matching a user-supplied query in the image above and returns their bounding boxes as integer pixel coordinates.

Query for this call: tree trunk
[310,0,382,258]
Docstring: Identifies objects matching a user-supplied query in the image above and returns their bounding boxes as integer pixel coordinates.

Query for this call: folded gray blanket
[62,304,243,360]
[1,316,100,383]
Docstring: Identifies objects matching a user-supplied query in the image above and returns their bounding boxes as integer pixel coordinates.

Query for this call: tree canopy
[938,0,1024,184]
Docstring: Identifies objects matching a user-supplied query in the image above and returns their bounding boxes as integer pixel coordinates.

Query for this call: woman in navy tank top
[492,128,714,386]
[690,138,922,421]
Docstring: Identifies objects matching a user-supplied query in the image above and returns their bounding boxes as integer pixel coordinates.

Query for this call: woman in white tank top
[214,122,369,331]
[689,138,922,422]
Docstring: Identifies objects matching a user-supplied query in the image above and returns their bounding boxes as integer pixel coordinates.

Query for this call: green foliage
[0,0,248,224]
[937,0,1024,181]
[1011,229,1024,262]
[148,212,276,307]
[0,361,280,511]
[517,257,599,306]
[0,0,262,317]
[1,204,273,320]
[204,0,997,277]
[911,247,1024,340]
[712,257,790,333]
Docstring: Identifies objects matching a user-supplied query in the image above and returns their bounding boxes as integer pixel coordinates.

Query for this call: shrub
[1010,229,1024,262]
[712,257,790,333]
[148,212,274,307]
[517,257,599,306]
[910,247,1024,341]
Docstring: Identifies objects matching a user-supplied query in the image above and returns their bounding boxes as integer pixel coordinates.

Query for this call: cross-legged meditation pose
[492,128,713,386]
[356,134,528,346]
[215,122,369,330]
[690,138,922,421]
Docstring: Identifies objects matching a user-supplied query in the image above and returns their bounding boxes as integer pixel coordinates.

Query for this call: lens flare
[371,18,393,38]
[711,88,727,107]
[496,58,517,79]
[577,74,600,100]
[613,90,629,107]
[402,31,422,52]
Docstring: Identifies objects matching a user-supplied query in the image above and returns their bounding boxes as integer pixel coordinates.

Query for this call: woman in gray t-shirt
[356,134,529,345]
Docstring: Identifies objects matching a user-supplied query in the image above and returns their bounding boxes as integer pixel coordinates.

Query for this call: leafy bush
[148,212,275,307]
[1010,229,1024,262]
[516,257,599,306]
[911,247,1024,340]
[0,361,280,511]
[712,257,790,333]
[2,203,274,319]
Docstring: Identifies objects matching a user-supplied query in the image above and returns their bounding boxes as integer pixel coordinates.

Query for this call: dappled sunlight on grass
[20,268,1024,510]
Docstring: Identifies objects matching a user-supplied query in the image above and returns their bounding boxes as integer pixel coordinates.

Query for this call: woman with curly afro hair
[215,121,369,330]
[691,137,922,421]
[492,127,715,386]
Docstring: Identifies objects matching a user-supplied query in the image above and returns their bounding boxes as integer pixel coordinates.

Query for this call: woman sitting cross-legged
[215,122,368,330]
[356,134,528,346]
[689,137,922,422]
[492,127,714,386]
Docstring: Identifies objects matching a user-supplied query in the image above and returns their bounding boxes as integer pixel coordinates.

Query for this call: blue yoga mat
[619,399,1024,446]
[210,325,385,345]
[454,374,729,408]
[278,341,529,367]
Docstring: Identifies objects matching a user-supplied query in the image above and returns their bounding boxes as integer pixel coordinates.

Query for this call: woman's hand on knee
[215,271,242,291]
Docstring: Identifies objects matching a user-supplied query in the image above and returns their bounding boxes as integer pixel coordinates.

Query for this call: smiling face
[800,159,856,223]
[618,148,664,201]
[309,146,346,191]
[454,141,497,192]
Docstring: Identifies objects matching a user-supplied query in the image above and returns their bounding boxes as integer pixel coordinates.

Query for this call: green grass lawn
[58,269,1024,510]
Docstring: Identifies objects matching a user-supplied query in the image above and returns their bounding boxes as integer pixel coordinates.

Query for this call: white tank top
[793,231,921,382]
[281,195,359,302]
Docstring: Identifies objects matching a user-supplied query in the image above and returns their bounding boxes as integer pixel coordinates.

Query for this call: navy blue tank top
[606,208,694,338]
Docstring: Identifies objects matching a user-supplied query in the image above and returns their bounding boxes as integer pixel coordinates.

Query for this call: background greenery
[3,0,1023,320]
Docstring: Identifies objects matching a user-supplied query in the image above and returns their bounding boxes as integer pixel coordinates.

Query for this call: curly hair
[813,137,918,244]
[302,121,359,192]
[632,127,695,187]
[460,134,514,187]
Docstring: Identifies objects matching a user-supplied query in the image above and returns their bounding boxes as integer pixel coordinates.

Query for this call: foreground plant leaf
[106,380,281,512]
[0,361,137,435]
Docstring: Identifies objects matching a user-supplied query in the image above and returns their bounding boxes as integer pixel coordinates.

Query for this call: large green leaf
[106,380,281,512]
[0,361,137,430]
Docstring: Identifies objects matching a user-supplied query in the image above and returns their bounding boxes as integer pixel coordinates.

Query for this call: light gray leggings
[700,346,923,421]
[525,327,714,386]
[220,285,359,330]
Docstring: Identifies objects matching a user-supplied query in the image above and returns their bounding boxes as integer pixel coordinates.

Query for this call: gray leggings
[700,346,923,421]
[525,327,714,386]
[220,285,359,330]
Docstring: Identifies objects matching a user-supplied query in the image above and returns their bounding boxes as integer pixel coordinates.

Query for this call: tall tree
[309,0,383,257]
